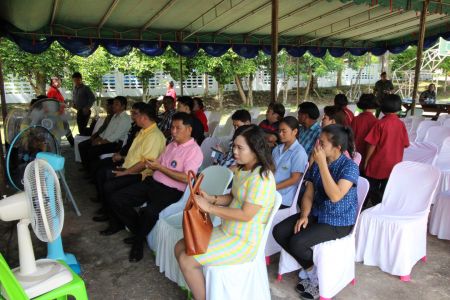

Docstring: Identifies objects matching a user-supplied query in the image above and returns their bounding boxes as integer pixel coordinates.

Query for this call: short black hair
[72,72,82,79]
[134,102,157,121]
[163,95,175,106]
[380,94,402,113]
[231,109,252,123]
[192,97,204,109]
[298,102,320,120]
[324,106,346,125]
[177,96,194,112]
[114,96,127,107]
[380,71,387,77]
[271,103,285,120]
[334,94,348,108]
[357,94,378,110]
[106,98,114,106]
[172,112,193,127]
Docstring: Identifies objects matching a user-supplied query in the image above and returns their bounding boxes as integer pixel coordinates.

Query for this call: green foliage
[439,57,450,74]
[391,47,417,71]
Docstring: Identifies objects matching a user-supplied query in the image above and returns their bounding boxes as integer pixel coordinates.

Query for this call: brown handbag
[182,170,213,256]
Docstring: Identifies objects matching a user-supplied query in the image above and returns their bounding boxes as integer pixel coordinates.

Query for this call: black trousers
[110,177,183,242]
[273,213,353,270]
[364,177,388,208]
[76,109,91,136]
[78,139,120,169]
[95,164,141,211]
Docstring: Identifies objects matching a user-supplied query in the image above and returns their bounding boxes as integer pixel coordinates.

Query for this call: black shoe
[129,242,144,262]
[92,214,109,222]
[123,236,136,245]
[100,226,123,236]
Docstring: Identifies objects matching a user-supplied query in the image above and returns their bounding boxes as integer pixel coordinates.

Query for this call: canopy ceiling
[1,0,450,57]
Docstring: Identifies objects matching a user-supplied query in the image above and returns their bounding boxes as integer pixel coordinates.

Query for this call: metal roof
[1,0,449,51]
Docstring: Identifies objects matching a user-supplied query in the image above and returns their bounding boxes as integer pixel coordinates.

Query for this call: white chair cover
[312,177,369,299]
[203,192,282,300]
[352,152,362,166]
[199,136,221,170]
[403,142,438,165]
[423,126,450,150]
[429,191,450,240]
[147,166,233,251]
[442,118,450,128]
[437,113,449,125]
[415,120,438,142]
[74,117,105,162]
[212,117,234,138]
[355,161,440,278]
[432,137,450,202]
[408,116,425,141]
[277,177,369,280]
[265,171,304,258]
[265,163,308,258]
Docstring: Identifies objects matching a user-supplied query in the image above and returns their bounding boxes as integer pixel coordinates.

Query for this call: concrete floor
[1,145,449,300]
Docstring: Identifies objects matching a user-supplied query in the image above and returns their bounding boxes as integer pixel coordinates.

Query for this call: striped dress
[194,167,276,266]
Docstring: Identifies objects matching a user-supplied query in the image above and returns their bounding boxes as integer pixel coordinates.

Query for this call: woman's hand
[312,144,327,166]
[294,216,309,234]
[194,194,211,213]
[198,189,214,203]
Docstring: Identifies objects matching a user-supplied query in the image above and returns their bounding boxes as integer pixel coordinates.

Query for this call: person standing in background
[166,81,177,102]
[72,72,96,135]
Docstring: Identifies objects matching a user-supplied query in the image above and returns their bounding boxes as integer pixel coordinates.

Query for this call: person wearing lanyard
[273,116,308,209]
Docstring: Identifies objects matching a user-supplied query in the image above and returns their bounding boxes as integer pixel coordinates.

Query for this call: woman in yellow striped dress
[175,124,277,300]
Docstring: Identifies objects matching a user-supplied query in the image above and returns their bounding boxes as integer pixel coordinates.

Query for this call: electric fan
[0,159,73,298]
[22,98,71,141]
[3,107,28,144]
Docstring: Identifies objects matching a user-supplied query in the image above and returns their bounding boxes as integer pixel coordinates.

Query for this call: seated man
[419,83,436,104]
[79,96,131,171]
[259,102,285,133]
[216,109,252,168]
[87,98,114,138]
[158,96,177,139]
[103,112,203,262]
[297,102,321,158]
[92,102,165,220]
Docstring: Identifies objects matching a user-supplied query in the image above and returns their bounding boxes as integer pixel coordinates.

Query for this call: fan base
[13,259,73,299]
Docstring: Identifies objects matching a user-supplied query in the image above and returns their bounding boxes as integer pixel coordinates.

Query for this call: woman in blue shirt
[273,116,308,208]
[273,124,359,300]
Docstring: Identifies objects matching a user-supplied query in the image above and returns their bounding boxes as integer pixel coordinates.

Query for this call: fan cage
[24,159,64,243]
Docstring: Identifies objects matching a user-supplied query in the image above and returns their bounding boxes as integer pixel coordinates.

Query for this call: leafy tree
[391,47,417,71]
[0,38,72,96]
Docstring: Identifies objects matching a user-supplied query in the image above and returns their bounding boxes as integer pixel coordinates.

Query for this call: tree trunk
[203,73,209,98]
[142,78,149,102]
[247,73,254,107]
[234,75,247,105]
[217,82,224,109]
[445,73,448,92]
[304,66,312,100]
[282,80,288,105]
[36,72,46,96]
[336,69,342,88]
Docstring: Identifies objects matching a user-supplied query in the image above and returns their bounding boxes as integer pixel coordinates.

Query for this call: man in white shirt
[79,96,131,172]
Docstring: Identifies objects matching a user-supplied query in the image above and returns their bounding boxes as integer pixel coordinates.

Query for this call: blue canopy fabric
[4,31,450,59]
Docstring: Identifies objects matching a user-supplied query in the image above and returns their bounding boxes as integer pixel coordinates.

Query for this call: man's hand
[112,153,123,162]
[145,159,161,171]
[112,170,127,177]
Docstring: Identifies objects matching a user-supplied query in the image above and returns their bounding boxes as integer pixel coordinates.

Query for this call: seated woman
[273,116,308,209]
[175,125,277,300]
[273,124,359,300]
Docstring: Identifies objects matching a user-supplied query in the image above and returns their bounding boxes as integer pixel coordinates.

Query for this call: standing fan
[4,108,28,144]
[0,159,72,298]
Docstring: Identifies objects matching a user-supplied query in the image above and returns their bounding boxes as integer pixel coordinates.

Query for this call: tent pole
[411,0,430,116]
[0,56,7,193]
[179,56,184,97]
[270,0,279,103]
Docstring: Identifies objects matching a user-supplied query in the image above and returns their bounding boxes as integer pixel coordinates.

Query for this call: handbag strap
[187,170,205,209]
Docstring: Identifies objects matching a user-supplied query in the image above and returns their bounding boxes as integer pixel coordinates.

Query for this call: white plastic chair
[423,125,450,151]
[148,166,233,286]
[414,120,438,142]
[312,177,369,299]
[212,116,234,138]
[99,138,127,160]
[249,108,261,120]
[74,117,105,162]
[429,191,450,240]
[355,161,440,281]
[352,152,362,166]
[277,177,369,282]
[403,142,438,165]
[199,136,221,170]
[203,192,282,300]
[265,163,309,262]
[254,114,266,125]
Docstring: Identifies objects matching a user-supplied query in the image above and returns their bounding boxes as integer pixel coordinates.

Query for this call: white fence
[4,64,381,103]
